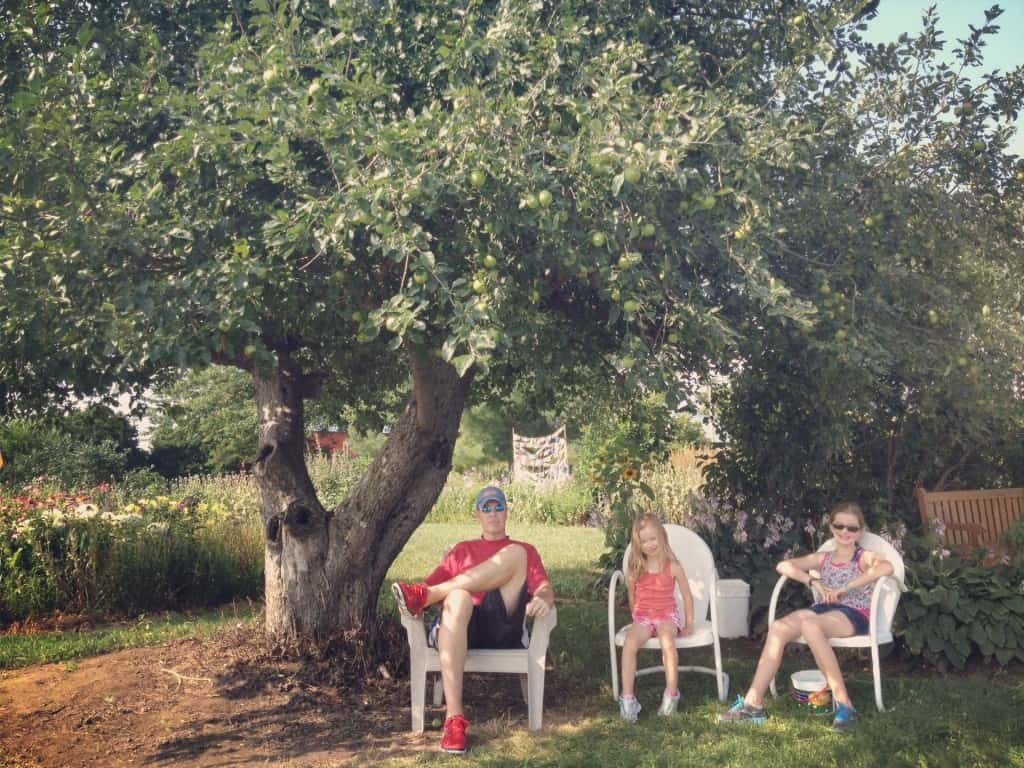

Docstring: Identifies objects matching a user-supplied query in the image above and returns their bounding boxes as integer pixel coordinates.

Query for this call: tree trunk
[253,351,473,645]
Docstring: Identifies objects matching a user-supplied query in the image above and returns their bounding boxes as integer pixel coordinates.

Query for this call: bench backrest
[915,486,1024,549]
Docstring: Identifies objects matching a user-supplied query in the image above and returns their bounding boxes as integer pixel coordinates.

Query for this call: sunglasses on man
[478,502,506,513]
[830,523,861,533]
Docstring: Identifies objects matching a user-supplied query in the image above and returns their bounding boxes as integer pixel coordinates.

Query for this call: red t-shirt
[424,537,549,605]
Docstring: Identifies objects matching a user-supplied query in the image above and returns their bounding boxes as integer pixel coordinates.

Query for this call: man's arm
[525,581,554,617]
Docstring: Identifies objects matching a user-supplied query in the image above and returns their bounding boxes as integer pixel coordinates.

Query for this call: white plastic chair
[766,531,906,711]
[608,524,729,702]
[396,598,557,731]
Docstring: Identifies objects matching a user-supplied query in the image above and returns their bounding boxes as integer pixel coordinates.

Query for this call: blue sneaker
[719,695,767,724]
[832,702,858,730]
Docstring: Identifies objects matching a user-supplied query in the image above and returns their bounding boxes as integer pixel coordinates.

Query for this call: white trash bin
[715,579,750,638]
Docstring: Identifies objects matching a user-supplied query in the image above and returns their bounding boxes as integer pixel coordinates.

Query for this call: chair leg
[433,674,444,708]
[609,642,620,701]
[519,673,529,704]
[769,676,778,699]
[410,659,427,732]
[527,663,546,731]
[872,642,884,712]
[712,636,729,702]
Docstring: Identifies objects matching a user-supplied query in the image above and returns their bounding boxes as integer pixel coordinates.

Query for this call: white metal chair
[608,524,729,702]
[396,598,558,731]
[766,531,906,711]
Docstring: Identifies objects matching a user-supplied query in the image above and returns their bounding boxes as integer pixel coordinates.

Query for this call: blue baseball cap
[475,486,507,510]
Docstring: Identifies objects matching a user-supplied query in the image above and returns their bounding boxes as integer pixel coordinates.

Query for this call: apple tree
[3,0,898,642]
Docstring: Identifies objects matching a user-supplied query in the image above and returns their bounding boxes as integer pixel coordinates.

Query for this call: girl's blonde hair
[829,501,866,530]
[627,513,675,582]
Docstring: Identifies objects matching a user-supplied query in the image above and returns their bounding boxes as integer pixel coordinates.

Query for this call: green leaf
[451,355,474,377]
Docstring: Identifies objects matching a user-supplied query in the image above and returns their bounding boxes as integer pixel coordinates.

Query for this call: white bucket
[790,669,832,711]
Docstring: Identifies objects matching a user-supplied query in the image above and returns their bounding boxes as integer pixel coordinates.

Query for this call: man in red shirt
[393,486,555,754]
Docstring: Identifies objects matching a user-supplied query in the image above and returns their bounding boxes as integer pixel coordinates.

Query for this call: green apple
[834,329,847,342]
[529,289,541,303]
[472,278,487,294]
[482,253,498,269]
[819,283,831,295]
[385,316,400,332]
[641,222,656,237]
[413,271,429,285]
[262,67,279,85]
[623,166,642,184]
[623,299,641,313]
[620,355,635,369]
[927,309,939,325]
[469,169,486,189]
[591,231,607,247]
[957,356,969,367]
[525,193,539,209]
[537,189,553,207]
[351,310,363,322]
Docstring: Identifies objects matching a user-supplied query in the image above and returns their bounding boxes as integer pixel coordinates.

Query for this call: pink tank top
[633,559,677,617]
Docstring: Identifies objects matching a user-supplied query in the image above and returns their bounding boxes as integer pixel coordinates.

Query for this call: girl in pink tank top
[617,514,694,721]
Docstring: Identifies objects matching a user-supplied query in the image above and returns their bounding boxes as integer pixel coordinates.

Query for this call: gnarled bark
[253,351,472,644]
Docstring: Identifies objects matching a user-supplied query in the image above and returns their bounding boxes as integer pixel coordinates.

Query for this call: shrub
[0,487,262,621]
[0,416,128,489]
[895,543,1024,670]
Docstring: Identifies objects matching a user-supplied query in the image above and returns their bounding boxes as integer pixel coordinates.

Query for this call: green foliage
[1000,519,1024,566]
[57,404,139,454]
[0,416,128,489]
[896,541,1024,670]
[0,486,262,622]
[702,7,1024,534]
[426,476,594,526]
[149,366,258,475]
[1,0,842,430]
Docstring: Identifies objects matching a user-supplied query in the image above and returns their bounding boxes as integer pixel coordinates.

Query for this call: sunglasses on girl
[831,522,861,533]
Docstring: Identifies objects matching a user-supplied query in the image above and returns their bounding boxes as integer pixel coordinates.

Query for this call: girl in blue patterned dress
[720,502,894,730]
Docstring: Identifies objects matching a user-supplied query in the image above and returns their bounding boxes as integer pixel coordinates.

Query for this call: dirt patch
[0,622,546,767]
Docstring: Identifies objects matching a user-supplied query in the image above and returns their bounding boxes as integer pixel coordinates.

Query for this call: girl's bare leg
[744,609,816,706]
[799,612,857,705]
[656,621,679,692]
[620,623,652,697]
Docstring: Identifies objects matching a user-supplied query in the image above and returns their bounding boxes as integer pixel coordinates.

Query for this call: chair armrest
[396,605,428,650]
[527,606,558,651]
[608,568,625,625]
[766,573,817,626]
[867,574,903,639]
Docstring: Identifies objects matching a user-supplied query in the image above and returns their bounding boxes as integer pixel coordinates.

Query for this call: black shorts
[467,585,529,649]
[428,585,529,650]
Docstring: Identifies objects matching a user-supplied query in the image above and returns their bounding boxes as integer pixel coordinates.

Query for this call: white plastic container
[791,669,832,710]
[715,579,750,638]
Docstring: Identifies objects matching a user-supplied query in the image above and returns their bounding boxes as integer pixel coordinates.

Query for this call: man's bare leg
[425,544,528,613]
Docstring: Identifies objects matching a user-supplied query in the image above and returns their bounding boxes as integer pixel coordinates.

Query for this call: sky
[859,0,1024,157]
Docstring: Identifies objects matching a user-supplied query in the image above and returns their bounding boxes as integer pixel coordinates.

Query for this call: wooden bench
[915,486,1024,561]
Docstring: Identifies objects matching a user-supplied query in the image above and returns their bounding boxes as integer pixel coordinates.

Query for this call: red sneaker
[392,581,429,617]
[440,714,469,754]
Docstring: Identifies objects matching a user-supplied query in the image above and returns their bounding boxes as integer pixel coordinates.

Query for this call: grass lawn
[0,601,257,669]
[382,523,1024,768]
[3,523,1023,767]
